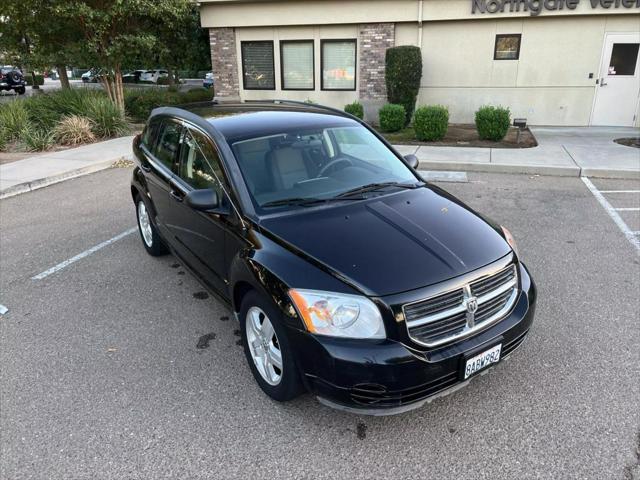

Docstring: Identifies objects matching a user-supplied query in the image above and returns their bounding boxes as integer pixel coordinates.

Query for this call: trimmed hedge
[414,105,449,141]
[385,46,422,126]
[379,104,406,133]
[344,101,364,119]
[475,105,510,141]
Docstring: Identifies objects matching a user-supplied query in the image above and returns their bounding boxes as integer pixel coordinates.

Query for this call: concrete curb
[416,160,639,180]
[0,157,126,200]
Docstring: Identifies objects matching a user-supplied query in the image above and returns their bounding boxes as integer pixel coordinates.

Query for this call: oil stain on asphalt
[356,422,367,440]
[193,291,209,300]
[196,333,216,349]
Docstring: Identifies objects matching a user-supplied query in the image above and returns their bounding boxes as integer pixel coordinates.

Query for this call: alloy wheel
[246,306,283,386]
[137,201,153,247]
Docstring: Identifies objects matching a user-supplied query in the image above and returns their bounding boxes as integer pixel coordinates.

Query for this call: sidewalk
[395,126,640,179]
[0,136,134,199]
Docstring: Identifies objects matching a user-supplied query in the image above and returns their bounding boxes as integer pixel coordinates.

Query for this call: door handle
[140,163,151,172]
[170,189,184,202]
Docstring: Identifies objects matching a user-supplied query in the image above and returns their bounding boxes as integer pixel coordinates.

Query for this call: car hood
[259,186,512,297]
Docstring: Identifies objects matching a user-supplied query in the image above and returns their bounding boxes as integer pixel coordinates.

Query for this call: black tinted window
[153,121,182,169]
[141,122,158,148]
[178,129,226,196]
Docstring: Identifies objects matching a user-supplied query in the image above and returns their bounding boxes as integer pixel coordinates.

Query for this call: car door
[140,119,182,240]
[163,126,230,296]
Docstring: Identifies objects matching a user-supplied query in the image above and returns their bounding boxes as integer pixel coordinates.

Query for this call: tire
[239,290,303,402]
[135,195,168,256]
[16,87,25,95]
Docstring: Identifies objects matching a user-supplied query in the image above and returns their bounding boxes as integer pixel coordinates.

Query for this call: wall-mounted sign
[472,0,639,16]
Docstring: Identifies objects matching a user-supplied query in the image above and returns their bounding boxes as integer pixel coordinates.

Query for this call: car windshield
[231,124,419,212]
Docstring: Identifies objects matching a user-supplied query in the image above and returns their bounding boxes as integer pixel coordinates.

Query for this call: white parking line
[613,208,640,212]
[0,304,8,315]
[599,190,640,194]
[581,177,640,252]
[32,227,137,280]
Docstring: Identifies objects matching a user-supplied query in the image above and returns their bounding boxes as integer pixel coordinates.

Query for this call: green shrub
[53,115,96,145]
[414,105,449,141]
[83,96,129,138]
[0,101,30,139]
[25,74,45,86]
[378,104,406,133]
[21,127,55,151]
[179,87,212,104]
[475,106,511,141]
[385,46,422,126]
[344,101,364,120]
[22,88,104,130]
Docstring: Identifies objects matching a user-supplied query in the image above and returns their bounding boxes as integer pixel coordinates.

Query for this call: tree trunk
[114,66,125,113]
[30,71,40,89]
[57,65,70,89]
[167,66,175,87]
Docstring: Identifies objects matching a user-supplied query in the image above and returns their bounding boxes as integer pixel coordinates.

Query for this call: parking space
[1,168,639,479]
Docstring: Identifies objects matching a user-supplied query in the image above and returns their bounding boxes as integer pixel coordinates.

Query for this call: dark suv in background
[0,67,27,95]
[130,100,537,415]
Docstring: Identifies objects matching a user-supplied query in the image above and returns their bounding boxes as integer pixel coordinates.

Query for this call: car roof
[181,102,358,143]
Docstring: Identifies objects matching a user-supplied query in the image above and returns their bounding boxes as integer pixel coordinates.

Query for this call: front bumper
[289,262,536,414]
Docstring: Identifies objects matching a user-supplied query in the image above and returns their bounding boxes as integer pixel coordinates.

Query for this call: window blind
[322,40,356,90]
[242,41,275,90]
[281,41,314,90]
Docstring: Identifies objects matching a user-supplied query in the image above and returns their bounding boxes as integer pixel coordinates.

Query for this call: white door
[592,33,640,127]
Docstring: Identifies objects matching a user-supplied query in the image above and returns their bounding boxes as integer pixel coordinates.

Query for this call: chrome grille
[404,262,518,347]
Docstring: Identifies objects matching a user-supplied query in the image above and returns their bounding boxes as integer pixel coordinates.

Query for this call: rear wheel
[16,87,26,95]
[135,196,168,256]
[240,290,303,401]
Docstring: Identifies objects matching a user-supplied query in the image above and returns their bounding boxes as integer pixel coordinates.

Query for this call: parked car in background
[0,67,27,95]
[81,69,102,83]
[122,70,147,83]
[203,72,214,89]
[140,69,168,84]
[130,100,537,415]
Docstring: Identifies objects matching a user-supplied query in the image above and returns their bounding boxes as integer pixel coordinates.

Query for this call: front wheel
[15,87,26,95]
[135,196,168,256]
[240,291,303,402]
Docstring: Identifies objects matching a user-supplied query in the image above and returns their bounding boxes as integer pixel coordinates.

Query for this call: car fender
[228,229,361,330]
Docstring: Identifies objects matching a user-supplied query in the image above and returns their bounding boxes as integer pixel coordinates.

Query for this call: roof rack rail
[243,99,362,123]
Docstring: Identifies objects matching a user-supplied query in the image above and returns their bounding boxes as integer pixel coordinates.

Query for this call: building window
[321,39,357,90]
[280,40,315,90]
[241,41,275,90]
[608,43,639,76]
[494,34,521,61]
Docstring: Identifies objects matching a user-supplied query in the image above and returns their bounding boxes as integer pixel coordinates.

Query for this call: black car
[130,100,536,414]
[0,67,27,95]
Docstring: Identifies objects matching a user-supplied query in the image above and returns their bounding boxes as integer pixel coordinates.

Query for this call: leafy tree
[55,0,191,111]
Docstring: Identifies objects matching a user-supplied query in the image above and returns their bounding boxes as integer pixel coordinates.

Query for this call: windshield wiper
[262,197,326,208]
[336,181,423,198]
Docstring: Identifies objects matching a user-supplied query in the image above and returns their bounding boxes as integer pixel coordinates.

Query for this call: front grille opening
[404,262,518,347]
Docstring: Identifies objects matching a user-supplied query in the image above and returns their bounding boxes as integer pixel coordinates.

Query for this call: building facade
[200,0,640,127]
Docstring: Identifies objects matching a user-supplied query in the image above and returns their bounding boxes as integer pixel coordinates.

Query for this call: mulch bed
[382,124,538,149]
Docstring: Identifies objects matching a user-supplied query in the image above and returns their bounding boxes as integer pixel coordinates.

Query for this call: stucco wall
[396,15,640,125]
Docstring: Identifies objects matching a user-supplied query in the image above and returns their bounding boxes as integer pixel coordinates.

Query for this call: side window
[141,122,158,148]
[153,121,183,170]
[178,129,226,196]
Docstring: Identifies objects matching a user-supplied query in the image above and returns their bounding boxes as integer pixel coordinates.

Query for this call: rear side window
[141,122,158,149]
[153,121,183,170]
[178,129,226,197]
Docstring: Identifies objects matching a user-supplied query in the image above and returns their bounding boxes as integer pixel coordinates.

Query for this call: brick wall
[358,23,395,101]
[209,28,240,100]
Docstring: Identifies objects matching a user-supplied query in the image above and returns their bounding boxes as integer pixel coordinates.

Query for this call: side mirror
[185,188,221,212]
[404,154,419,169]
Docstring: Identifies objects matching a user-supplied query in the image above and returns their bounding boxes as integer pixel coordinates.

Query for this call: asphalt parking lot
[1,167,639,479]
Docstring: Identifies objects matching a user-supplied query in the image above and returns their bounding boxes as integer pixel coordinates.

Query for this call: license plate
[464,344,502,379]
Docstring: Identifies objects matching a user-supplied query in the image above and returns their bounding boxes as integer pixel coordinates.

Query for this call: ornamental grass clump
[53,115,96,145]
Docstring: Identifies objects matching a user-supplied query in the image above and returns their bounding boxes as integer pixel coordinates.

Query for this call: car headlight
[288,289,386,339]
[501,226,519,258]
